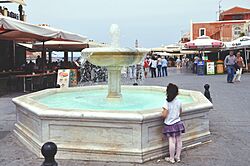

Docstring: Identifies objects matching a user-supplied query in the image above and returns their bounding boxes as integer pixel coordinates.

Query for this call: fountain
[12,25,213,163]
[81,24,147,98]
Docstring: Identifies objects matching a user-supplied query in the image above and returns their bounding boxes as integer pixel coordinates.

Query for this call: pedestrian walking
[233,51,245,82]
[157,55,162,77]
[150,57,157,78]
[143,57,150,78]
[224,51,237,83]
[161,56,168,77]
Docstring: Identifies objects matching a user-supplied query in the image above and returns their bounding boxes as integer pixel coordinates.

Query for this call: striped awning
[0,0,26,5]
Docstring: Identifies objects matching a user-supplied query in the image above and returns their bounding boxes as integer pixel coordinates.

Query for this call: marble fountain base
[12,86,212,163]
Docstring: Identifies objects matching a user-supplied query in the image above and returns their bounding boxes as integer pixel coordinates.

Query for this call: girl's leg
[238,68,242,81]
[233,71,238,82]
[168,136,176,160]
[175,135,182,160]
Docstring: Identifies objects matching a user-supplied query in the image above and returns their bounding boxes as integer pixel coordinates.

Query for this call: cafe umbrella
[0,15,87,69]
[184,35,224,50]
[184,35,224,60]
[0,15,87,42]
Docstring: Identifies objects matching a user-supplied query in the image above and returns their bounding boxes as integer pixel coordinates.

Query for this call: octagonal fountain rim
[12,85,213,121]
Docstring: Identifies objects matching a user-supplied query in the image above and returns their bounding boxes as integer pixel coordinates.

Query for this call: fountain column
[107,66,122,98]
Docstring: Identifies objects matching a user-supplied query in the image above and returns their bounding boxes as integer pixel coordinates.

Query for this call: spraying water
[110,24,120,48]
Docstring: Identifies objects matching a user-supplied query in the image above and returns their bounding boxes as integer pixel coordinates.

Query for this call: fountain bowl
[81,47,148,67]
[12,85,213,163]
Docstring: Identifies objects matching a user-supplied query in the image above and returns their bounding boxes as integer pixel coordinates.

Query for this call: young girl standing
[162,83,185,163]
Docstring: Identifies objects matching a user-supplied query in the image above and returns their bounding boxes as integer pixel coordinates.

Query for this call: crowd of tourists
[143,55,168,78]
[142,54,193,78]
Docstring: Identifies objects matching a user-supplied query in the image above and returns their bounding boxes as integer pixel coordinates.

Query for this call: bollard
[41,142,58,166]
[204,84,212,103]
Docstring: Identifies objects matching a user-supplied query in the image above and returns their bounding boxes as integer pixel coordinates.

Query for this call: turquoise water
[37,89,193,111]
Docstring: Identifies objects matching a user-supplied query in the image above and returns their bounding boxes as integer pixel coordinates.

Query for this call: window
[234,27,241,35]
[199,28,206,36]
[232,15,243,20]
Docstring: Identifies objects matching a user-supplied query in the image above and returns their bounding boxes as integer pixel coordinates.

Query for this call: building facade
[220,6,250,21]
[191,6,250,42]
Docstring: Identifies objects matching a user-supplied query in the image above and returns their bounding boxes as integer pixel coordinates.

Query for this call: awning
[151,47,168,52]
[30,40,108,52]
[224,36,250,49]
[180,50,200,54]
[0,0,26,5]
[17,42,32,49]
[33,41,89,52]
[0,15,87,42]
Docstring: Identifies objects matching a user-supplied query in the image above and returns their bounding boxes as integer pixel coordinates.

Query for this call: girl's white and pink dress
[162,98,185,137]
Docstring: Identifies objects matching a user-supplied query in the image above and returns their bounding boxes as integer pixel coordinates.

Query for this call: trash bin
[216,60,224,74]
[206,61,215,75]
[197,60,205,75]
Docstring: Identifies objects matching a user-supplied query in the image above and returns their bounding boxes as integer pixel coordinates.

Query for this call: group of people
[143,55,168,78]
[224,51,245,83]
[21,56,81,74]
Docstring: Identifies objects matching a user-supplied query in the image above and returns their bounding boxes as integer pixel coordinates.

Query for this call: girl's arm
[180,103,183,115]
[162,107,168,118]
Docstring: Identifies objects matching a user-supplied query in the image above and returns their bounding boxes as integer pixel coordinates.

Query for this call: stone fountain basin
[12,85,213,163]
[81,48,146,67]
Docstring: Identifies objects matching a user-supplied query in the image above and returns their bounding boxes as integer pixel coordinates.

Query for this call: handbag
[234,63,240,70]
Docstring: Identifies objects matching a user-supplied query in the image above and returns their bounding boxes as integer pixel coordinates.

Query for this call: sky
[5,0,250,48]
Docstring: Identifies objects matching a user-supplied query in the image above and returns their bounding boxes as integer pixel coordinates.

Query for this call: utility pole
[217,0,222,21]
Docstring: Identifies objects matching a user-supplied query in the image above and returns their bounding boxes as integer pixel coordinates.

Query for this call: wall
[0,40,26,71]
[192,21,248,42]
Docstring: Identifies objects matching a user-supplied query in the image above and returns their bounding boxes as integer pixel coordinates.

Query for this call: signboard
[197,61,205,75]
[206,62,215,75]
[57,69,78,88]
[57,69,70,88]
[69,69,78,87]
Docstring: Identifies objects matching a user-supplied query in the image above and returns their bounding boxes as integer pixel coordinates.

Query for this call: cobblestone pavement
[0,68,250,166]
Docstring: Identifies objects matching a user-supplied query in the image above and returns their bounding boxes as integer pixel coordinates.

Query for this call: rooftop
[221,6,250,15]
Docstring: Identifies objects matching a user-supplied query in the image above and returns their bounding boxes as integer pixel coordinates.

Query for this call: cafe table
[16,72,56,92]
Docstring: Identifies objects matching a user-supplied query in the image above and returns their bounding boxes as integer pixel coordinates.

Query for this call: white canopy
[184,35,224,51]
[151,47,168,52]
[164,43,181,52]
[0,15,87,42]
[31,40,108,51]
[224,36,250,70]
[224,36,250,49]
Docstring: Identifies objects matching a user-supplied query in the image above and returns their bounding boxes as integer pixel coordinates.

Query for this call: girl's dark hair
[166,83,179,102]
